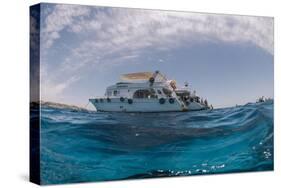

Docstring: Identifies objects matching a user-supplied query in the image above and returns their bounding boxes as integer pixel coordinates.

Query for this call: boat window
[157,90,162,94]
[162,88,172,96]
[133,89,157,99]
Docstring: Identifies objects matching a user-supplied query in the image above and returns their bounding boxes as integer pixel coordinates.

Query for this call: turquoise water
[39,101,273,184]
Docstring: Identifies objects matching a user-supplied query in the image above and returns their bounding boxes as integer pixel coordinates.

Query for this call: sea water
[38,101,273,184]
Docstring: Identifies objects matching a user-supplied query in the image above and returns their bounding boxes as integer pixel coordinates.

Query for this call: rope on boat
[84,101,90,109]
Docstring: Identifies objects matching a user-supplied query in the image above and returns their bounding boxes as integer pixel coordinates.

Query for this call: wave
[38,101,273,184]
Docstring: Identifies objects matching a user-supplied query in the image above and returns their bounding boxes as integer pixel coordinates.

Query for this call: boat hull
[89,98,207,112]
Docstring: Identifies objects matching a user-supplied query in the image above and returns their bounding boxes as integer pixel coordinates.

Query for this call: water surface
[39,101,273,184]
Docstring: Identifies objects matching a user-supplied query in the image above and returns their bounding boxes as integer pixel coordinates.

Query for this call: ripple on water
[38,102,273,184]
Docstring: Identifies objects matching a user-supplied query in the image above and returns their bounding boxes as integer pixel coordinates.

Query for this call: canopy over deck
[120,71,167,82]
[121,72,153,80]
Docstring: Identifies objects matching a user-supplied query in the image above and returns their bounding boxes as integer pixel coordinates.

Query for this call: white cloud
[56,7,273,72]
[40,4,274,102]
[42,4,91,49]
[41,73,79,102]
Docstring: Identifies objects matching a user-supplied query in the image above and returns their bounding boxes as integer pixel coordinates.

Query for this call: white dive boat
[89,71,212,112]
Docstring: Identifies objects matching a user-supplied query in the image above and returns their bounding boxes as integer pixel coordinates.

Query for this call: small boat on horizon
[89,71,212,112]
[256,96,273,104]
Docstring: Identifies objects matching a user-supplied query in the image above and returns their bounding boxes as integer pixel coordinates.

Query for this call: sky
[34,3,274,108]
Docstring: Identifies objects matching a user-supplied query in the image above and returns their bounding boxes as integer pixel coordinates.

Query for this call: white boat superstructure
[89,71,212,112]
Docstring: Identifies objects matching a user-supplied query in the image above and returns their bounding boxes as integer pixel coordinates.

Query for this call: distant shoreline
[30,101,93,112]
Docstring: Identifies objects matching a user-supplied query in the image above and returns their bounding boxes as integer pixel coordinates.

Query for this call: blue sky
[36,3,274,108]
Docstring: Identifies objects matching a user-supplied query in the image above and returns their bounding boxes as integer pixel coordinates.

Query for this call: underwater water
[39,101,273,184]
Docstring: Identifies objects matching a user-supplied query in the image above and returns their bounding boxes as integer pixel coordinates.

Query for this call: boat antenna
[149,70,159,86]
